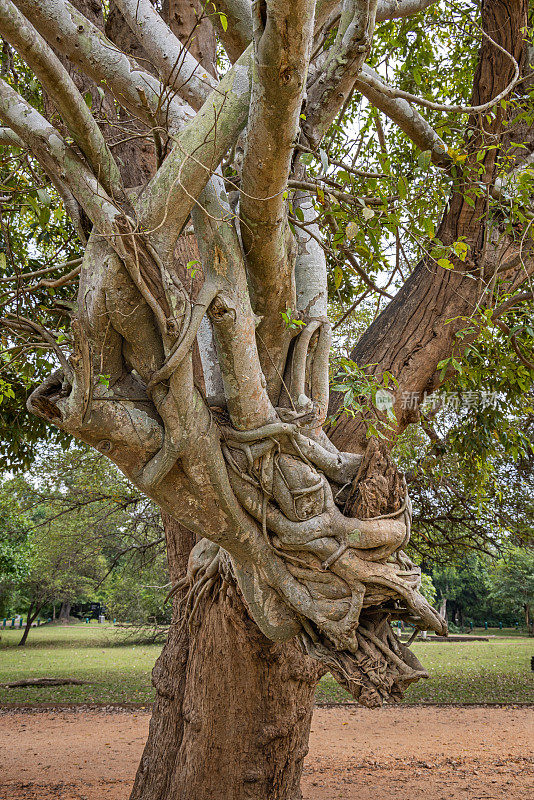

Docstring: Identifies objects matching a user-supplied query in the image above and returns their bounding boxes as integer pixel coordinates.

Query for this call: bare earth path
[0,706,532,800]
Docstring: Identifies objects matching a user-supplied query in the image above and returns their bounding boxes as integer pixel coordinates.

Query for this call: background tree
[0,481,31,617]
[1,443,167,642]
[488,545,534,633]
[0,0,532,798]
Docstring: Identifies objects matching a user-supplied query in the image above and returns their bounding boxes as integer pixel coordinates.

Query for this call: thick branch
[375,0,437,21]
[192,176,276,429]
[115,0,217,111]
[239,0,315,395]
[355,66,451,167]
[211,0,253,62]
[294,191,328,318]
[304,0,378,145]
[136,46,253,249]
[13,0,192,134]
[0,0,123,198]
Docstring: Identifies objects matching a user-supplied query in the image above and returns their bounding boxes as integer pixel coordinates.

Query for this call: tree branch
[192,175,276,429]
[211,0,253,63]
[355,65,451,166]
[304,0,378,145]
[13,0,192,135]
[136,46,253,249]
[0,126,24,147]
[294,191,328,318]
[239,0,315,395]
[375,0,437,22]
[115,0,217,111]
[0,0,123,198]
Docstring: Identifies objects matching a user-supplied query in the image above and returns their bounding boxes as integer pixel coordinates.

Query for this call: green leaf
[219,12,228,31]
[345,221,359,240]
[452,241,469,261]
[37,189,51,206]
[417,150,432,169]
[38,207,50,228]
[423,218,435,239]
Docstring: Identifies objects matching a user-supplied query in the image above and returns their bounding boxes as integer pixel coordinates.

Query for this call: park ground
[0,705,533,800]
[0,624,533,799]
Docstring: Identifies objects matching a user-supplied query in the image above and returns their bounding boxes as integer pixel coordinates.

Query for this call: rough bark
[131,513,322,800]
[163,0,217,78]
[329,0,530,452]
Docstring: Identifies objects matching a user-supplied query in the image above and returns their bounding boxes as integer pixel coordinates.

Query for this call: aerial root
[165,546,224,632]
[300,613,429,708]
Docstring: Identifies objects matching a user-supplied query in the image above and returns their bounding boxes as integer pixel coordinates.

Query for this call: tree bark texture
[131,515,322,800]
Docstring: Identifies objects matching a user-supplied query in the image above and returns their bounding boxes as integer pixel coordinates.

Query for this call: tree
[0,481,31,617]
[488,545,534,634]
[431,555,492,625]
[2,467,107,643]
[0,0,532,797]
[1,442,167,642]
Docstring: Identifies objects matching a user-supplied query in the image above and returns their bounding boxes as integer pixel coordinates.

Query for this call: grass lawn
[0,624,159,705]
[316,637,534,704]
[1,623,533,706]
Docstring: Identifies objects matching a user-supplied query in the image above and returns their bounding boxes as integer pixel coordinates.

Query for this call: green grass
[1,623,533,706]
[0,623,159,705]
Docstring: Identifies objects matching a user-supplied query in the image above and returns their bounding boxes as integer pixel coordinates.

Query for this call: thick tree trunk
[130,515,322,800]
[59,600,71,622]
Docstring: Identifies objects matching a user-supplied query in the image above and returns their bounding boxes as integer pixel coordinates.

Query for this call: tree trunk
[130,515,322,800]
[59,601,71,623]
[18,602,42,646]
[438,597,447,619]
[525,604,533,637]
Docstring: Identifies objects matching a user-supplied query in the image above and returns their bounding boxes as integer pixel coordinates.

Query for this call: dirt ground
[0,705,532,800]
